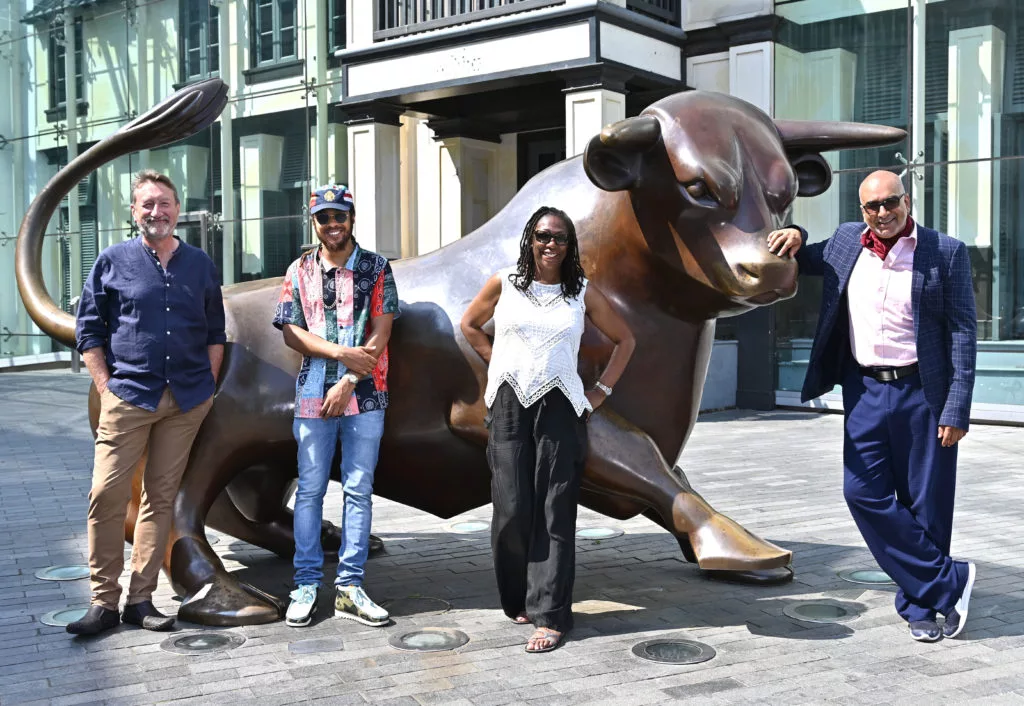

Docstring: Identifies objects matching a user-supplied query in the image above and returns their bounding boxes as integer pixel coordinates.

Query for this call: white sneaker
[285,584,319,627]
[335,585,389,626]
[943,561,976,639]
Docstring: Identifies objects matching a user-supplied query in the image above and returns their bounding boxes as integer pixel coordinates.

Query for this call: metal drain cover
[382,596,451,617]
[388,628,469,652]
[576,527,623,540]
[631,638,715,665]
[783,601,863,624]
[160,631,246,655]
[448,520,489,534]
[838,569,894,586]
[288,637,345,655]
[40,607,89,627]
[35,565,90,581]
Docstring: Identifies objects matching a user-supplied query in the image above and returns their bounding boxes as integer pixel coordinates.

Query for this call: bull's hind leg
[584,410,791,571]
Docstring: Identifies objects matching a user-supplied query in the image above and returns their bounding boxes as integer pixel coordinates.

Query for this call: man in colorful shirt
[273,184,399,627]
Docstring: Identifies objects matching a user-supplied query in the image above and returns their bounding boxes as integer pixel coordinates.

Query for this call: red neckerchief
[861,217,914,260]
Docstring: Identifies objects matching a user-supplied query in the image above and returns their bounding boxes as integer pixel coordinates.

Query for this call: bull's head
[583,92,905,313]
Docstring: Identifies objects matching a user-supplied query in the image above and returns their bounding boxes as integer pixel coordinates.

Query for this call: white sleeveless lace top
[484,267,591,416]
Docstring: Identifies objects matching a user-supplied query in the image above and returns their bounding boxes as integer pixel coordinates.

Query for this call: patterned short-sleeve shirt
[273,244,399,418]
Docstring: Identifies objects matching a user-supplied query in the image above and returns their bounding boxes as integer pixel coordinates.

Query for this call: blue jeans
[292,410,386,587]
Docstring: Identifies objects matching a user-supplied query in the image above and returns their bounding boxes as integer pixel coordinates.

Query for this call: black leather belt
[859,363,919,382]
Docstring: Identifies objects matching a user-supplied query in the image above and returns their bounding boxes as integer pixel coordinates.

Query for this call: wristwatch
[594,381,613,397]
[343,372,359,385]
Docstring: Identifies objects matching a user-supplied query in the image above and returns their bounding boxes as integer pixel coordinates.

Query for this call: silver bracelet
[594,381,613,397]
[343,372,359,385]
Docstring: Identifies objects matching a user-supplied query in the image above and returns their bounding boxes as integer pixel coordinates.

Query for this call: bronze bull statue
[16,79,905,625]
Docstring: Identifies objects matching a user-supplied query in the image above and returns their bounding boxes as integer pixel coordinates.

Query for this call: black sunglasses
[315,210,350,225]
[533,230,569,246]
[861,195,904,214]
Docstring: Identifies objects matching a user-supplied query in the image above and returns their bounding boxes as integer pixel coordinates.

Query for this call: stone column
[344,103,403,259]
[238,134,284,277]
[563,66,628,160]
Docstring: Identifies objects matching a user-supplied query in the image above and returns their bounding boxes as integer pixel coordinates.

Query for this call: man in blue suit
[768,170,977,643]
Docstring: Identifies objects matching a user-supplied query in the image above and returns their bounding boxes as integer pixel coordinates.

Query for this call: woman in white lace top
[461,206,635,653]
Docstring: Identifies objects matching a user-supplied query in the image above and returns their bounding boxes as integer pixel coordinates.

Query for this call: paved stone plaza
[1,371,1023,705]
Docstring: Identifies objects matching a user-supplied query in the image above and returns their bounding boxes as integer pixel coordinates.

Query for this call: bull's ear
[790,153,832,197]
[583,115,661,192]
[774,120,906,152]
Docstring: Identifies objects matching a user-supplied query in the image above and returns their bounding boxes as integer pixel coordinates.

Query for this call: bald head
[859,170,910,239]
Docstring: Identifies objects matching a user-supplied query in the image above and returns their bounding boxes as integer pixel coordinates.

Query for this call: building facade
[1,0,1021,423]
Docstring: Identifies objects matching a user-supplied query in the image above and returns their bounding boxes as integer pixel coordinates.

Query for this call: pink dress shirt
[847,224,918,367]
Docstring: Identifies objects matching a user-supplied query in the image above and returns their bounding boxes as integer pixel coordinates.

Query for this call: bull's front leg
[583,409,792,571]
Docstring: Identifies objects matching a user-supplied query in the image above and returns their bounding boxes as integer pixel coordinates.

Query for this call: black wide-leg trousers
[486,383,587,633]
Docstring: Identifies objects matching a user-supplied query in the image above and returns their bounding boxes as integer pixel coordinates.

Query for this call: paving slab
[1,371,1022,705]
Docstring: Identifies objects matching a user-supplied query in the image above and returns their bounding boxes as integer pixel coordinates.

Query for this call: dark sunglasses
[861,195,904,214]
[533,230,569,246]
[314,210,350,225]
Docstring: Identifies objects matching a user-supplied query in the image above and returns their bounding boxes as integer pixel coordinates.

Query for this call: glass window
[48,16,84,109]
[251,0,298,66]
[329,0,347,52]
[180,0,220,82]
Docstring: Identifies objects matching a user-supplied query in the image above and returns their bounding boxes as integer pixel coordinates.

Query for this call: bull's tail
[15,78,229,347]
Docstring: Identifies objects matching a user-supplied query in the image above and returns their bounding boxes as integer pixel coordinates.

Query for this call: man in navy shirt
[68,170,225,636]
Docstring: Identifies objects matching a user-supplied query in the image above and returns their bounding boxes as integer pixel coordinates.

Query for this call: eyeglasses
[861,195,905,214]
[533,230,569,246]
[314,210,350,225]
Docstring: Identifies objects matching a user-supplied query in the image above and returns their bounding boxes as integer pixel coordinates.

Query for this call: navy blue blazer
[795,222,977,430]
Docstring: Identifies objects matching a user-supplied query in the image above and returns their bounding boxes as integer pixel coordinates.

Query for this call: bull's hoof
[685,504,792,571]
[703,565,794,585]
[176,572,283,626]
[369,534,385,556]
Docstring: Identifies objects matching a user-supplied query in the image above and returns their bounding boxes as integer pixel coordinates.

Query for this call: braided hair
[510,206,586,299]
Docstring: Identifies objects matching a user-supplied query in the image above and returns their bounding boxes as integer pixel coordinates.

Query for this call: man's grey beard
[141,219,173,240]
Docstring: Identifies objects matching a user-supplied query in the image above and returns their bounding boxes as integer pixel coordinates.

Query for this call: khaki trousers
[88,387,213,610]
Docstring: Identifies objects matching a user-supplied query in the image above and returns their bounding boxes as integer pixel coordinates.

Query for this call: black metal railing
[625,0,679,26]
[375,0,564,40]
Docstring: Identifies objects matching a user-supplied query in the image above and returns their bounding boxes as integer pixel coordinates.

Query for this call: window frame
[328,0,346,54]
[179,0,221,83]
[249,0,299,68]
[48,16,84,110]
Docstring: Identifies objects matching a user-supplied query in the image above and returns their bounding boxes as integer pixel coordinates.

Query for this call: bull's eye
[681,179,718,207]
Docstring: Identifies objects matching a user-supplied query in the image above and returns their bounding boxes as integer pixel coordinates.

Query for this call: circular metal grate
[288,637,346,655]
[783,601,863,624]
[448,520,489,534]
[159,631,246,655]
[631,638,716,665]
[39,607,89,627]
[838,569,895,586]
[35,565,90,581]
[388,628,469,652]
[381,596,451,617]
[576,527,624,540]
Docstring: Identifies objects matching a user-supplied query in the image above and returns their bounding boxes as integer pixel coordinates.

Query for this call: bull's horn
[598,115,661,151]
[16,79,229,347]
[774,120,906,152]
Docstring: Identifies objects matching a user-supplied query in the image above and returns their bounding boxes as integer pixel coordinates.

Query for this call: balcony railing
[625,0,679,26]
[374,0,681,42]
[375,0,564,40]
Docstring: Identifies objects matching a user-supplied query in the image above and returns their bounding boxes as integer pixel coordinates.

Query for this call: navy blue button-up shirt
[75,237,226,412]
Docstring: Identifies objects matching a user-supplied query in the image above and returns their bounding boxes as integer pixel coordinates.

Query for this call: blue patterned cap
[309,184,354,214]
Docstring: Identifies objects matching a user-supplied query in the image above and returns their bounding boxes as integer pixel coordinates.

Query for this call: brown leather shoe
[122,601,175,631]
[66,605,120,636]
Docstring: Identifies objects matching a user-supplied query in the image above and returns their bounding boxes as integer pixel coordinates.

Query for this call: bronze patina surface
[16,79,905,625]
